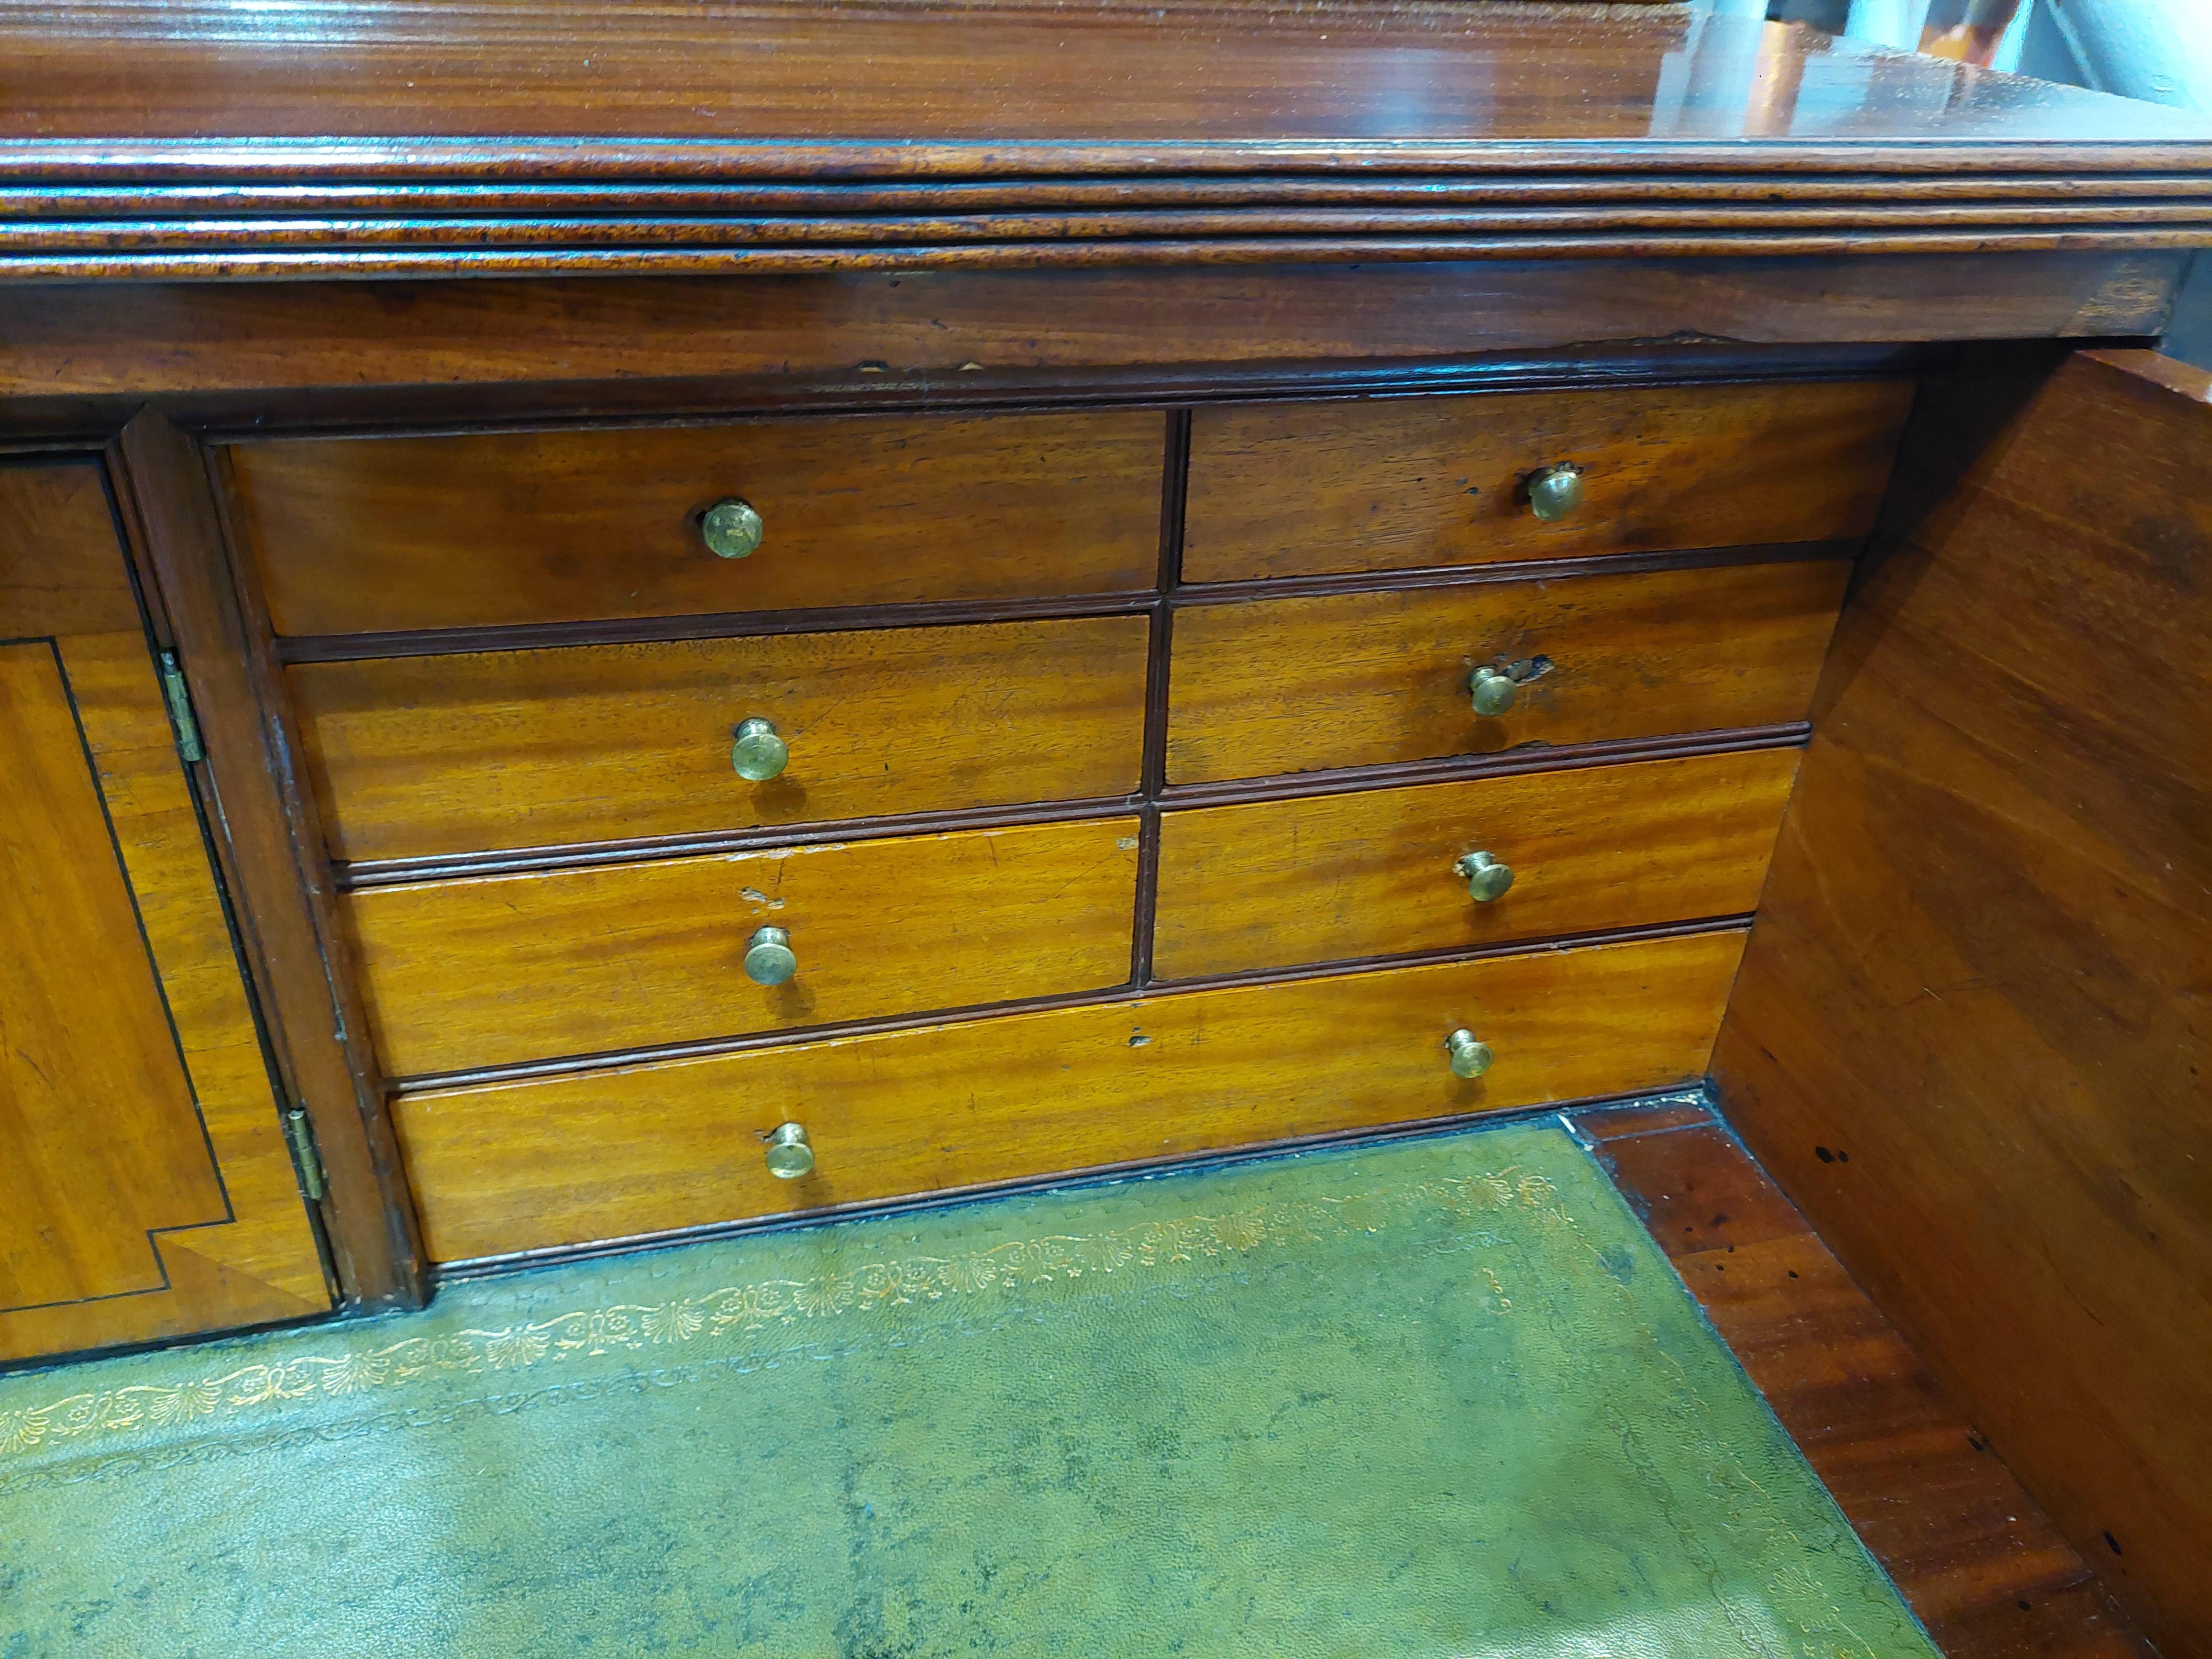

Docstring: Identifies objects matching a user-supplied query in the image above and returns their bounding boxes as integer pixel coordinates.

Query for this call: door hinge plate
[284,1107,328,1203]
[156,650,205,763]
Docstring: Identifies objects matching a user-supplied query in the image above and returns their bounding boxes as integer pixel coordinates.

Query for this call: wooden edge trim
[114,409,428,1310]
[170,342,1939,444]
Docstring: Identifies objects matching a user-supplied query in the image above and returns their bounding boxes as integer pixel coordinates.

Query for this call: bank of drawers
[228,376,1905,1262]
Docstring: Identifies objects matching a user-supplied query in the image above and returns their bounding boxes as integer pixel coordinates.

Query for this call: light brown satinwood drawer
[292,613,1150,865]
[393,928,1747,1262]
[1181,380,1910,582]
[227,409,1166,636]
[1153,747,1799,979]
[1164,560,1847,786]
[350,815,1142,1078]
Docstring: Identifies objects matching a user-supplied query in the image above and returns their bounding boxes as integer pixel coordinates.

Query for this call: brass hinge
[284,1107,328,1202]
[156,650,205,763]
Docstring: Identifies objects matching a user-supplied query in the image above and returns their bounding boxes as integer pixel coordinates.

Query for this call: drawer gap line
[336,794,1148,890]
[276,587,1160,664]
[1157,724,1812,809]
[1169,539,1858,611]
[1131,405,1191,986]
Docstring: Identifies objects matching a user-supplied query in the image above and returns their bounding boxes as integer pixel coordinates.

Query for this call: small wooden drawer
[293,613,1150,864]
[349,816,1141,1078]
[1154,748,1798,980]
[1182,380,1910,583]
[226,409,1165,637]
[394,928,1746,1262]
[1165,560,1847,786]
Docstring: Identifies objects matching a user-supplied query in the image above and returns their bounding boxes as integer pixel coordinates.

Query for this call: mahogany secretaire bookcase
[0,3,2206,1649]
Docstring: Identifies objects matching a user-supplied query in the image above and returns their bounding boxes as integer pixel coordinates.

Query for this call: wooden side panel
[396,928,1746,1262]
[293,613,1150,863]
[228,409,1165,637]
[0,462,329,1363]
[1153,747,1797,979]
[1183,380,1910,582]
[350,816,1142,1077]
[1165,560,1847,785]
[1711,350,2212,1655]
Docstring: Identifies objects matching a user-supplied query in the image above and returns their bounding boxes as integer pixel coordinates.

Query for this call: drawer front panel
[352,816,1142,1078]
[1154,748,1798,980]
[294,614,1150,863]
[1165,561,1847,786]
[229,409,1166,636]
[1183,380,1909,583]
[395,929,1746,1262]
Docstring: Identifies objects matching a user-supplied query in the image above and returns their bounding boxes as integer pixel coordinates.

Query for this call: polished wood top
[3,4,2209,278]
[7,3,2209,148]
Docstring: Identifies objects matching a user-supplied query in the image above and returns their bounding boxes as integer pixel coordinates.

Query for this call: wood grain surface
[350,817,1141,1078]
[0,461,328,1363]
[292,613,1150,864]
[1573,1104,2153,1659]
[1153,748,1797,979]
[1183,379,1909,581]
[2,6,2208,279]
[0,640,225,1308]
[0,256,2182,404]
[1165,560,1847,786]
[394,929,1746,1262]
[229,409,1164,637]
[1711,349,2212,1656]
[6,3,2202,147]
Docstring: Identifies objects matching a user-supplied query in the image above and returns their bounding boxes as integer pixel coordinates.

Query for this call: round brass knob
[731,717,789,782]
[1455,851,1515,903]
[743,925,797,987]
[1526,464,1585,522]
[701,497,764,559]
[1445,1029,1493,1080]
[1469,665,1519,718]
[763,1121,815,1179]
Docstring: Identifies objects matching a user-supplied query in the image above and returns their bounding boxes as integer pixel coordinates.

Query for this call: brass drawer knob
[1526,464,1585,521]
[1455,850,1515,902]
[701,497,765,559]
[731,717,789,781]
[1469,665,1519,718]
[743,925,797,986]
[763,1121,816,1179]
[1445,1029,1493,1079]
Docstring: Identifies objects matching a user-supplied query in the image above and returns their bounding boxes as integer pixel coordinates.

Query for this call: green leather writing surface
[0,1119,1935,1656]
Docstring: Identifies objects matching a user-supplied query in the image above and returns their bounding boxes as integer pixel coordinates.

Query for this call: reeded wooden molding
[9,220,2212,284]
[8,144,2212,279]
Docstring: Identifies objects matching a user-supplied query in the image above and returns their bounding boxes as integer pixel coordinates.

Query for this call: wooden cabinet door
[1713,349,2212,1655]
[1,460,330,1363]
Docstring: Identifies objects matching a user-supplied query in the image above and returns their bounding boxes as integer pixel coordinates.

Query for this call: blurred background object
[1748,0,2212,364]
[1754,0,2212,93]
